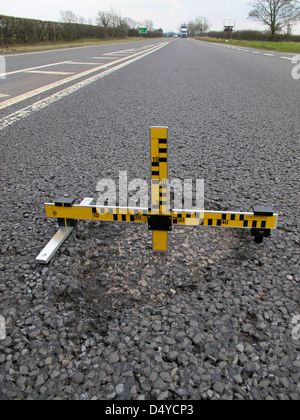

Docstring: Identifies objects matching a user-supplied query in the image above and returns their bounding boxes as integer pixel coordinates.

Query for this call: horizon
[1,0,300,35]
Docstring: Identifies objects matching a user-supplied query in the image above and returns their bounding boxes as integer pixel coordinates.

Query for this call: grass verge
[195,37,300,53]
[0,37,148,55]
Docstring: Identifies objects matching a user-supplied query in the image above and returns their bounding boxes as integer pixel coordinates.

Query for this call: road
[0,39,170,122]
[0,38,300,400]
[0,39,297,123]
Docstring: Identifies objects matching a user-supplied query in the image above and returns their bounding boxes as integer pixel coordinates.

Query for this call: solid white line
[26,70,75,75]
[0,61,70,77]
[0,43,169,129]
[0,45,165,111]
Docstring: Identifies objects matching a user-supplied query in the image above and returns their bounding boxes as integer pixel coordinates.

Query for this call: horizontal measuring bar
[44,201,278,230]
[172,209,278,229]
[45,203,149,223]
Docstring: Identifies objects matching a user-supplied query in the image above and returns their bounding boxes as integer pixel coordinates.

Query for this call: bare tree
[77,17,87,25]
[143,20,154,31]
[96,8,122,28]
[59,10,78,23]
[124,17,138,29]
[248,0,300,39]
[96,11,111,28]
[188,17,211,35]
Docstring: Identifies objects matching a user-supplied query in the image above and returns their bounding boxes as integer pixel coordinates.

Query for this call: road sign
[139,27,148,34]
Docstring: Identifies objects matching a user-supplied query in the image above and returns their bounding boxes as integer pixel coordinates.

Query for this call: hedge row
[0,15,163,46]
[207,30,300,42]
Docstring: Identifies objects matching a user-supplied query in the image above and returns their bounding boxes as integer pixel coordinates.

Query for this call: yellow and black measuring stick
[149,126,172,252]
[36,127,278,263]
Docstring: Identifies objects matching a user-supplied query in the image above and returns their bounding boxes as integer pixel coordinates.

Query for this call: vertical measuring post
[150,126,170,252]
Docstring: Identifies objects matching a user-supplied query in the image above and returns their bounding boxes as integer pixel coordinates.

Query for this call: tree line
[187,1,300,41]
[0,10,163,46]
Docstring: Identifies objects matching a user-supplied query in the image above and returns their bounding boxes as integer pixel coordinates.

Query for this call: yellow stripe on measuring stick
[150,126,169,252]
[172,210,278,229]
[45,203,148,224]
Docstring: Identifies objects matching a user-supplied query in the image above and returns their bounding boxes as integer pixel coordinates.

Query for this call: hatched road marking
[0,42,169,130]
[0,61,71,77]
[26,70,75,75]
[0,44,167,111]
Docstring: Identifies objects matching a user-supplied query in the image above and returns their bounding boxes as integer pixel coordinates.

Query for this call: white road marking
[0,46,163,111]
[199,40,295,61]
[0,94,10,98]
[0,42,169,130]
[91,57,116,59]
[0,61,71,78]
[68,62,101,65]
[103,50,131,55]
[26,70,75,75]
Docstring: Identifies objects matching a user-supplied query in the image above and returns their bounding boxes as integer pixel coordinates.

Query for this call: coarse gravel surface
[0,39,300,400]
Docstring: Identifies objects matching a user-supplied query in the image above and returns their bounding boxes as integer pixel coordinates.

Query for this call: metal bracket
[148,215,172,231]
[36,197,93,264]
[251,206,274,243]
[36,226,74,264]
[251,228,271,244]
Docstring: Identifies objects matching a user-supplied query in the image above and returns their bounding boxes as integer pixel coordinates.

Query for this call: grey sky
[1,0,300,33]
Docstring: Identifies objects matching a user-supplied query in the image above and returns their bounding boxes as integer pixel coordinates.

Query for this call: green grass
[195,37,300,53]
[0,37,147,55]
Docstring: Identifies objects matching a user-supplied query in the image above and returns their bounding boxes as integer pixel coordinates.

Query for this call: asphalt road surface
[0,38,299,400]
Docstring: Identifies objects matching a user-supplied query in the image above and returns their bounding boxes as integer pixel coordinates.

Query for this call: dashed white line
[200,40,295,61]
[0,94,10,98]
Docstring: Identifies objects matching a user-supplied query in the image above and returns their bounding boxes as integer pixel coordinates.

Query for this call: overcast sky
[1,0,300,34]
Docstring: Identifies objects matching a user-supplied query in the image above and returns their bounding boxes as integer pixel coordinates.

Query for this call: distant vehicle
[173,34,178,38]
[181,26,188,38]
